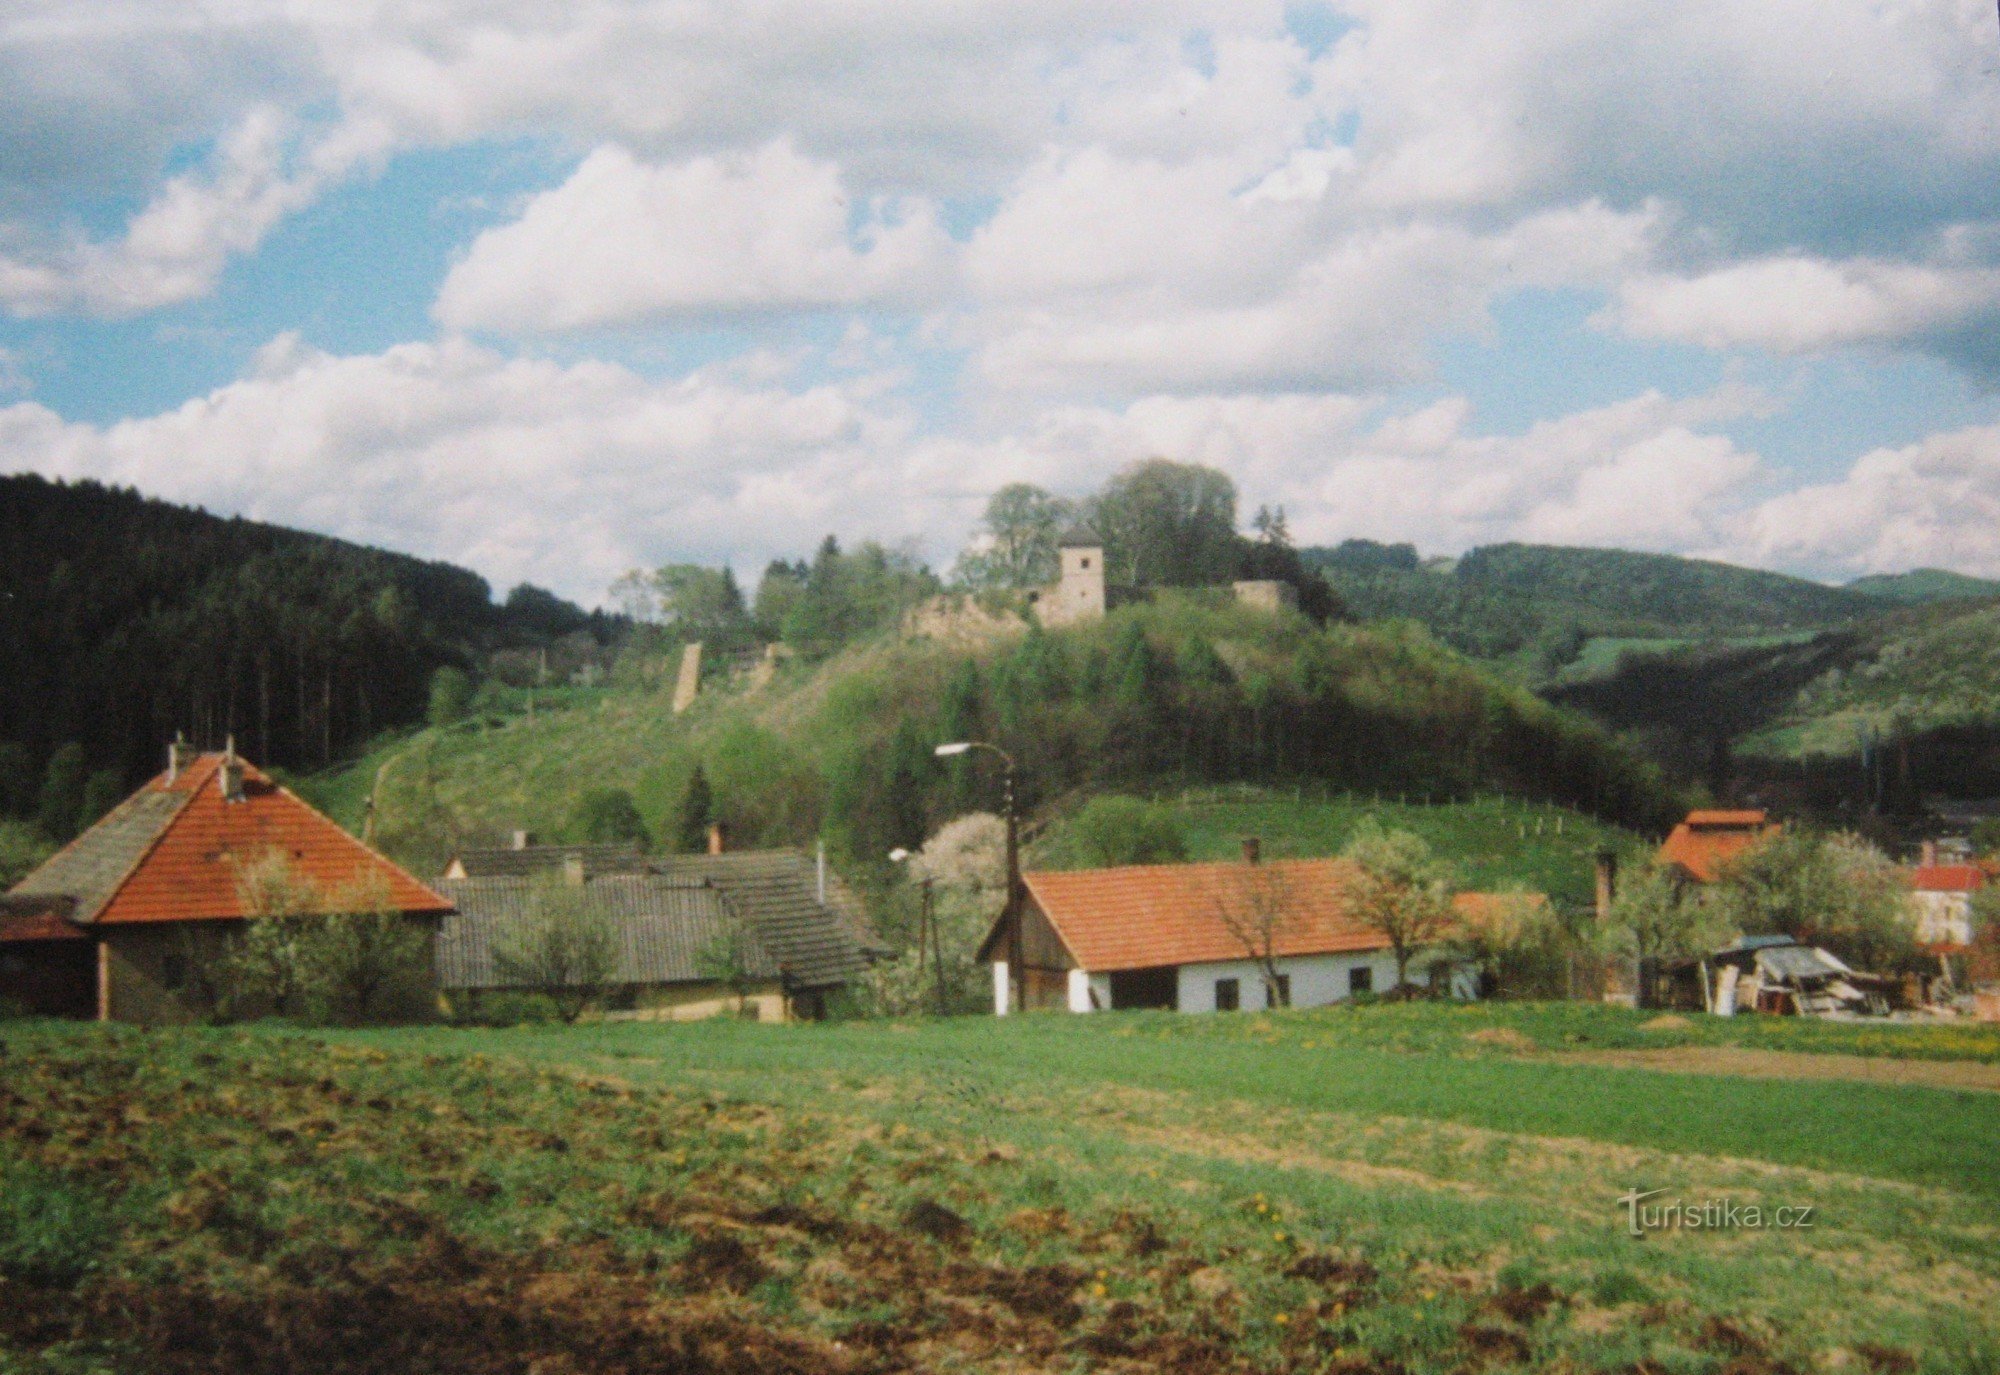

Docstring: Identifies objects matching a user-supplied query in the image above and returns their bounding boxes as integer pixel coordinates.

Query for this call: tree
[427,666,474,728]
[35,743,87,844]
[568,787,648,847]
[866,813,1009,1017]
[1092,459,1240,588]
[1208,861,1303,1007]
[1708,829,1918,973]
[225,847,331,1018]
[0,743,36,817]
[1064,796,1188,867]
[0,820,53,889]
[78,769,124,832]
[696,922,764,1017]
[651,564,752,645]
[296,876,436,1026]
[493,872,618,1023]
[1341,821,1457,992]
[1606,860,1720,968]
[956,484,1069,590]
[674,763,715,852]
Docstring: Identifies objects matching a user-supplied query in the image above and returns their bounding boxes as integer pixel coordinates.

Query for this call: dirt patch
[1541,1046,2000,1093]
[1640,1014,1694,1032]
[1465,1027,1537,1052]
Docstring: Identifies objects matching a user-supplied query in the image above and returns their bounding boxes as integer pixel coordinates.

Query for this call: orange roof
[1021,858,1395,973]
[10,753,450,926]
[1908,864,1985,893]
[1657,809,1777,883]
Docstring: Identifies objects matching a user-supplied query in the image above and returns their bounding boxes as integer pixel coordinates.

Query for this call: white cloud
[1736,425,2000,578]
[434,142,952,332]
[1609,254,2000,354]
[0,335,938,600]
[0,107,379,317]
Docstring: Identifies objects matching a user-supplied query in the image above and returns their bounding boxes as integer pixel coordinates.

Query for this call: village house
[976,845,1486,1014]
[1906,856,1985,949]
[1,743,451,1023]
[436,833,874,1020]
[1657,809,1779,884]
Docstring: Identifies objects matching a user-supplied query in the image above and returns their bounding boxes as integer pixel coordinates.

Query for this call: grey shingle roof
[448,843,647,879]
[8,790,188,922]
[434,862,868,993]
[435,875,775,990]
[642,852,873,987]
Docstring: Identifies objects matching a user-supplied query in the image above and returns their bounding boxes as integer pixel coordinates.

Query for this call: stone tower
[1040,526,1106,626]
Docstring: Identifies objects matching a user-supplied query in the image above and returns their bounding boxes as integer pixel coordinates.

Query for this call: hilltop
[305,592,1684,878]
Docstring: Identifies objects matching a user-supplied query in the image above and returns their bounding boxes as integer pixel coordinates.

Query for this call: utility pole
[937,740,1022,1014]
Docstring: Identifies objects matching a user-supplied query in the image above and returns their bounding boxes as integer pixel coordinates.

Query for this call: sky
[2,2,1999,606]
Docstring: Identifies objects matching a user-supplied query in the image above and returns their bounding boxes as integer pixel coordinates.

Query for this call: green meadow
[4,1002,1997,1373]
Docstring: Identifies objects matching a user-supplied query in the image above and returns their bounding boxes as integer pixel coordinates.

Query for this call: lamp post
[936,740,1021,1014]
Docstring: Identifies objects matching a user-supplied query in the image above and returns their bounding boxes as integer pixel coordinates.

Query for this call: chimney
[511,829,532,851]
[563,853,586,886]
[1241,836,1261,865]
[166,733,192,783]
[707,822,727,855]
[219,735,245,802]
[1594,848,1618,923]
[1920,839,1938,868]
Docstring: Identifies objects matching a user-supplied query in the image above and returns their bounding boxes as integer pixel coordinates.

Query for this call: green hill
[0,474,614,801]
[307,593,1686,878]
[1847,568,2000,605]
[1300,540,1876,678]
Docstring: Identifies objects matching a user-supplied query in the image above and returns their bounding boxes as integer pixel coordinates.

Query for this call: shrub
[492,872,618,1023]
[1062,795,1188,867]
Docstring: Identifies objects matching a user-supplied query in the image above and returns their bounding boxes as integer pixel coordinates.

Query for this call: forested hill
[1301,539,1880,668]
[0,474,613,815]
[1846,568,2000,605]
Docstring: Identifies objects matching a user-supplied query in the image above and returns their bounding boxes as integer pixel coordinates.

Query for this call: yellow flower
[1274,1313,1291,1326]
[1273,1230,1286,1242]
[1092,1283,1108,1298]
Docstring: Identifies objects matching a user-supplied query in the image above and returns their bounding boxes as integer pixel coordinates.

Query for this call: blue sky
[2,2,1998,604]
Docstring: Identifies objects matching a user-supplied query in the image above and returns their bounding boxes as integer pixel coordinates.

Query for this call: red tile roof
[1657,809,1778,883]
[1908,864,1985,893]
[10,753,450,926]
[1022,858,1396,973]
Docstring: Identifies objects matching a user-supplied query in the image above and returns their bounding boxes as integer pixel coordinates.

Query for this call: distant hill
[1846,568,2000,605]
[0,474,615,804]
[1300,540,1876,673]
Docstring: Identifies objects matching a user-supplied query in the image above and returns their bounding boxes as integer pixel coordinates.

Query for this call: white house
[976,850,1489,1014]
[1906,863,1985,948]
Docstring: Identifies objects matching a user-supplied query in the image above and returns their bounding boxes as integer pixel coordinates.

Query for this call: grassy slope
[6,1007,1998,1374]
[1742,601,2000,757]
[1035,788,1645,907]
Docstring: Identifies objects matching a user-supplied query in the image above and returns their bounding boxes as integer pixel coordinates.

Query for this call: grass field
[4,1003,1998,1374]
[1050,788,1648,907]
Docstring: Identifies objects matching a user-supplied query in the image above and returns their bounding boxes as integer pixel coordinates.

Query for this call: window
[1348,966,1373,996]
[1272,974,1292,1007]
[1214,977,1240,1011]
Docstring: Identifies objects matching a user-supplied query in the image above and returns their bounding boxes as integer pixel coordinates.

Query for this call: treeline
[0,475,613,840]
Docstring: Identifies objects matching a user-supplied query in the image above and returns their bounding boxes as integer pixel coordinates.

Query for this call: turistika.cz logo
[1617,1188,1815,1238]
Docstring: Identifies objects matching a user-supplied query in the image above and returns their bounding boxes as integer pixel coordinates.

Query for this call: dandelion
[1274,1313,1291,1326]
[1273,1230,1286,1242]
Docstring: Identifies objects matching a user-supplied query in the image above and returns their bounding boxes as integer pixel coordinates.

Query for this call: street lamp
[936,740,1022,1015]
[888,846,946,1016]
